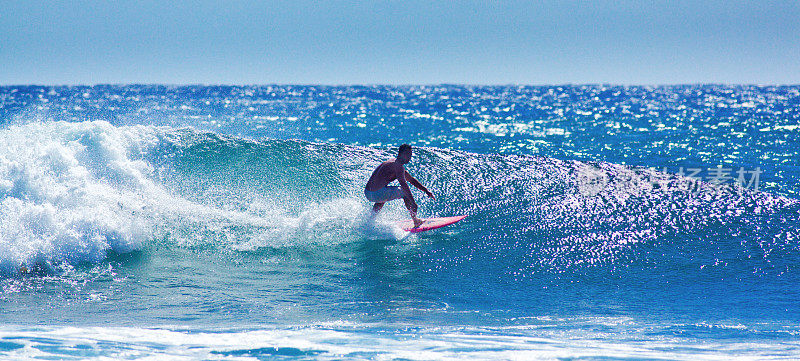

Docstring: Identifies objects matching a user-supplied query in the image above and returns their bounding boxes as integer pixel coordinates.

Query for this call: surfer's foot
[413,217,425,228]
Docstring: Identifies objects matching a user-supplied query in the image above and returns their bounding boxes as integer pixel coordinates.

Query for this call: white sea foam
[0,121,168,274]
[0,121,385,275]
[0,324,795,360]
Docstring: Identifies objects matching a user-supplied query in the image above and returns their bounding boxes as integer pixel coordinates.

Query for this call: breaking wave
[1,120,798,281]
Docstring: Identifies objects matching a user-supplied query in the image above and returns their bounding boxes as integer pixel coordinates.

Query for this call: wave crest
[2,120,798,278]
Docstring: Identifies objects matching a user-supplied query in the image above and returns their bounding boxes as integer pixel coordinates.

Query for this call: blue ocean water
[0,85,799,359]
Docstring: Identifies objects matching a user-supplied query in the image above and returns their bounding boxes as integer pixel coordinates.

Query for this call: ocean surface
[1,85,799,360]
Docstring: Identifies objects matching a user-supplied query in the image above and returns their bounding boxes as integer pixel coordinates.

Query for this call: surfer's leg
[401,195,416,213]
[402,195,424,227]
[372,202,384,212]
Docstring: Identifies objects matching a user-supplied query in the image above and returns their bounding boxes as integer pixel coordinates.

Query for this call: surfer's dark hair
[398,144,412,155]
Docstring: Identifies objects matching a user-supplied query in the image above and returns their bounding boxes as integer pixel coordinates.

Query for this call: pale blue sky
[1,0,798,85]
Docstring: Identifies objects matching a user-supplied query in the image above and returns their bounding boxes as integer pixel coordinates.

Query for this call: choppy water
[1,85,799,360]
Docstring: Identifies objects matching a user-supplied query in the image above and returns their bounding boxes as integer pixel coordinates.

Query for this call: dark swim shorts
[364,186,405,203]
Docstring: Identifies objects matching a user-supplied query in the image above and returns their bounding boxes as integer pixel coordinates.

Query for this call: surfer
[365,144,434,227]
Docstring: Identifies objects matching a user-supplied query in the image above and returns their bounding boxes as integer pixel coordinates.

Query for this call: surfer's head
[397,144,412,164]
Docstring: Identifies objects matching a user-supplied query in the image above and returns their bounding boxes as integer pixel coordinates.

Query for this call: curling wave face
[1,121,798,287]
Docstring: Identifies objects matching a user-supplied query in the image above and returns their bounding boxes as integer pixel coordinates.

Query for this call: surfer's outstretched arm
[404,171,434,199]
[397,172,417,211]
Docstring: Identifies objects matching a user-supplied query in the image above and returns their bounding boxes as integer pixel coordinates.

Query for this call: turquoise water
[1,85,799,359]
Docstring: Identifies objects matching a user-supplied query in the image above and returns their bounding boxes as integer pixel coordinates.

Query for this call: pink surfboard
[397,215,467,233]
